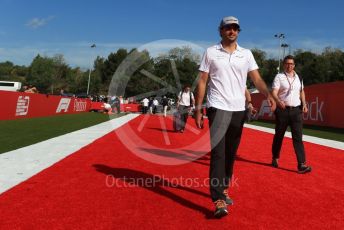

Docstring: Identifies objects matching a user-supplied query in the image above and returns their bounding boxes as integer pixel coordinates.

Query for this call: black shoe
[214,200,228,218]
[272,158,279,168]
[298,164,312,174]
[223,189,234,205]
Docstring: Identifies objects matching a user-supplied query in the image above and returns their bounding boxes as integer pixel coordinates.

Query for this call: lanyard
[284,72,296,91]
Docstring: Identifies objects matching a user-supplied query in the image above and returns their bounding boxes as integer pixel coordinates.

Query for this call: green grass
[0,112,124,154]
[250,120,344,142]
[1,114,342,154]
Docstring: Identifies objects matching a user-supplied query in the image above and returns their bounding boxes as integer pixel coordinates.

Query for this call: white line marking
[137,114,150,132]
[0,114,140,195]
[244,123,344,150]
[158,116,171,145]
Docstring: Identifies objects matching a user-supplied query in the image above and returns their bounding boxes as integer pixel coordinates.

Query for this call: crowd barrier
[121,103,141,112]
[252,81,344,128]
[2,81,343,128]
[0,91,92,120]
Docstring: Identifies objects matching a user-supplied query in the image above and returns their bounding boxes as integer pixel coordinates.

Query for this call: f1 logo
[56,98,71,113]
[258,100,273,117]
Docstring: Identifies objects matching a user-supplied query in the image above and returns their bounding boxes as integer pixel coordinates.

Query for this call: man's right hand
[277,100,286,109]
[266,94,277,112]
[194,109,203,129]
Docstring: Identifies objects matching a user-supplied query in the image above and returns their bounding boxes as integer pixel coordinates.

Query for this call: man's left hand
[194,109,203,129]
[267,94,276,112]
[302,104,308,113]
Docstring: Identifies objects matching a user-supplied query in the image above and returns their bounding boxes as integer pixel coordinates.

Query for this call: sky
[0,0,344,69]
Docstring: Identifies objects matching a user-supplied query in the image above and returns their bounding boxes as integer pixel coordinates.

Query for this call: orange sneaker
[223,189,233,205]
[214,200,228,218]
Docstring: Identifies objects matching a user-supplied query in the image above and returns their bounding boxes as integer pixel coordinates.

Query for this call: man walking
[194,16,275,218]
[177,86,195,133]
[142,97,149,114]
[162,96,169,117]
[271,55,312,174]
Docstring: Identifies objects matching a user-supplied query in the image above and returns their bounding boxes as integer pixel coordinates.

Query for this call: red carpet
[0,115,343,229]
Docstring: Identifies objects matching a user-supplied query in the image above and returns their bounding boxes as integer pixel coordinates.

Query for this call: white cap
[219,16,240,28]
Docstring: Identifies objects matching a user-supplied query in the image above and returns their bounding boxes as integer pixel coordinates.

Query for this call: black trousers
[178,105,190,130]
[116,104,121,114]
[142,106,148,114]
[272,107,306,165]
[207,107,245,202]
[112,103,120,113]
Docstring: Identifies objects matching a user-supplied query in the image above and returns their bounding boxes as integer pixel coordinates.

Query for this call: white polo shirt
[153,99,159,106]
[199,43,258,111]
[142,98,149,107]
[178,91,195,106]
[272,72,303,107]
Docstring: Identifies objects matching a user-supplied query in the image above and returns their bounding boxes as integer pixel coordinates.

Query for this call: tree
[164,46,201,63]
[26,54,71,94]
[11,65,28,79]
[294,50,319,85]
[1,45,342,95]
[102,49,129,86]
[66,67,88,94]
[320,47,344,82]
[92,56,106,94]
[51,54,69,94]
[0,61,14,78]
[26,55,56,93]
[0,61,27,85]
[262,59,279,87]
[251,49,269,88]
[113,49,155,98]
[251,48,266,68]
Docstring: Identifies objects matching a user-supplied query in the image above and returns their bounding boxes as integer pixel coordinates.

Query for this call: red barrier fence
[2,81,343,128]
[90,102,141,112]
[252,81,344,128]
[121,103,141,112]
[0,91,92,120]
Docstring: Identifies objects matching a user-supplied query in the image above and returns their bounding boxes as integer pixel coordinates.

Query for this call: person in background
[177,85,195,133]
[271,55,311,174]
[152,98,159,114]
[113,96,121,114]
[110,96,117,112]
[142,97,149,114]
[20,85,28,92]
[25,85,38,93]
[162,96,169,117]
[148,97,154,114]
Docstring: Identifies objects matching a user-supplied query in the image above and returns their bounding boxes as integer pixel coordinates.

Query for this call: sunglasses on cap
[221,24,240,31]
